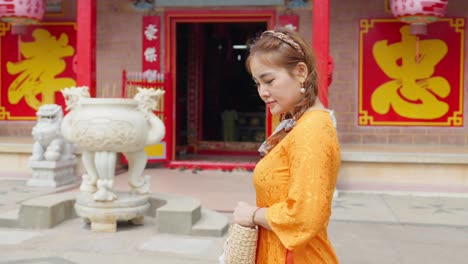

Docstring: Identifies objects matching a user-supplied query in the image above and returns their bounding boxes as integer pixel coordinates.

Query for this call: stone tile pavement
[0,179,79,213]
[0,168,468,263]
[332,192,468,227]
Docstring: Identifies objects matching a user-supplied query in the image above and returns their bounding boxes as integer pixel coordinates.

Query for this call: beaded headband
[261,30,305,56]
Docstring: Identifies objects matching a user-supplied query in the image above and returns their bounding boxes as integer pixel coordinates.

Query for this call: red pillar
[312,0,330,107]
[76,0,96,97]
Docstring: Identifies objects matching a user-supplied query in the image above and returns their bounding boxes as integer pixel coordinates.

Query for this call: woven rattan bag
[219,224,258,264]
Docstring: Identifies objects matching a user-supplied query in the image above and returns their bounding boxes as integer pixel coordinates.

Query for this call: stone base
[27,159,77,187]
[339,144,468,194]
[75,192,150,232]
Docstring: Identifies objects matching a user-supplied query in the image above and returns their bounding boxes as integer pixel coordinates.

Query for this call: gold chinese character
[372,25,449,119]
[7,28,76,110]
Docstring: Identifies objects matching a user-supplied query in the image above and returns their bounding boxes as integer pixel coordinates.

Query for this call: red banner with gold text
[0,22,77,120]
[358,18,465,126]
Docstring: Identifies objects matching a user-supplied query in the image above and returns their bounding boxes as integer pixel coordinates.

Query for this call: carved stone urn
[60,86,165,231]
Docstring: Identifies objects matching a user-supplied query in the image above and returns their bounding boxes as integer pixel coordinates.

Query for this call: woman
[233,29,341,263]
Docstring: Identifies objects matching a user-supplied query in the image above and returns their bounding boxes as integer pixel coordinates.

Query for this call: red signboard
[0,22,76,120]
[142,16,161,75]
[358,18,465,126]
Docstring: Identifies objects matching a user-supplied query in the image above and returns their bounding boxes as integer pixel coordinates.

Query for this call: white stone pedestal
[75,192,150,232]
[27,159,77,187]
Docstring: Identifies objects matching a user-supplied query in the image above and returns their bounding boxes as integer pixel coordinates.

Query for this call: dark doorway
[176,22,266,159]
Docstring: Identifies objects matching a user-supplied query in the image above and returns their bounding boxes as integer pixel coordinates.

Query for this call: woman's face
[250,55,303,115]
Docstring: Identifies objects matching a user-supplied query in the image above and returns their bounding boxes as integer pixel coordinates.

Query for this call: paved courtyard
[0,168,467,263]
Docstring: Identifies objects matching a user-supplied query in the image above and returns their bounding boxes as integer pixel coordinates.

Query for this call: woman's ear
[295,62,308,81]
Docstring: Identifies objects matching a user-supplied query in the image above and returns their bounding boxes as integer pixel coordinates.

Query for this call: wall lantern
[0,0,46,34]
[390,0,448,63]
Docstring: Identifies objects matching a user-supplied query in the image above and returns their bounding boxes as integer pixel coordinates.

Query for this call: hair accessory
[261,30,305,56]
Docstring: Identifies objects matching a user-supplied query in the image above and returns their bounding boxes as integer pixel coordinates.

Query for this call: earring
[300,82,306,94]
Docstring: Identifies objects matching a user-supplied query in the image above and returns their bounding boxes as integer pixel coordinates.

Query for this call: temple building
[1,0,467,195]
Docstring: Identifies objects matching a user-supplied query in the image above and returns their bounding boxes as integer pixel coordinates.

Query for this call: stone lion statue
[30,104,75,162]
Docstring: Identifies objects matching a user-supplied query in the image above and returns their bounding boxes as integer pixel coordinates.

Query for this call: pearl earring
[300,82,306,94]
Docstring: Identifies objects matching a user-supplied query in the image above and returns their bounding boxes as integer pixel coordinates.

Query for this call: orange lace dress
[253,110,341,264]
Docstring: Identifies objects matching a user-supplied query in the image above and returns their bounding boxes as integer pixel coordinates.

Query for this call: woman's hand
[233,201,257,227]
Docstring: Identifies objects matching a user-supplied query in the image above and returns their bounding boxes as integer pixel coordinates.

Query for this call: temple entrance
[175,22,267,161]
[164,10,275,165]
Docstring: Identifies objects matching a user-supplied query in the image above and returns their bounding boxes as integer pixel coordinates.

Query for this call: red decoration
[358,18,464,127]
[390,0,449,63]
[0,0,45,25]
[0,22,77,120]
[391,0,448,26]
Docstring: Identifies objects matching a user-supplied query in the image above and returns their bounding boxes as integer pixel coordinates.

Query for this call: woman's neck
[306,98,326,112]
[284,99,327,120]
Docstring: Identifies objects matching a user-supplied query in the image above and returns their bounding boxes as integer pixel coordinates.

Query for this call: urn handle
[61,86,91,111]
[134,87,166,146]
[134,87,165,122]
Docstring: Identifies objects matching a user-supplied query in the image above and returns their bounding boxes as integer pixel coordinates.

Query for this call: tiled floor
[2,168,468,228]
[1,168,468,264]
[331,193,468,227]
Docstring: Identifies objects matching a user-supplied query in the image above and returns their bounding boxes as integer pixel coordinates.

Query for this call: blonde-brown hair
[246,28,319,153]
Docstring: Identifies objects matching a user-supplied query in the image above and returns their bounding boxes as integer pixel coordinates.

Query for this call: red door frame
[164,10,276,161]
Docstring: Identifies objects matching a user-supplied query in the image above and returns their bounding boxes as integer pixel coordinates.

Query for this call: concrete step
[154,193,228,237]
[0,207,20,228]
[0,137,84,176]
[155,195,202,235]
[0,137,33,174]
[0,189,228,237]
[18,191,77,229]
[191,208,228,237]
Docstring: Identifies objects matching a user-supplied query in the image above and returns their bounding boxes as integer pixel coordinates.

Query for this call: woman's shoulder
[297,109,335,128]
[290,110,338,144]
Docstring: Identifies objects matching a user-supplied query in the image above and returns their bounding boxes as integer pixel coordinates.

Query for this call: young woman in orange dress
[233,28,341,264]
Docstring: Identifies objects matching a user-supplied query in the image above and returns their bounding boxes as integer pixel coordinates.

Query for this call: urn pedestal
[75,192,150,232]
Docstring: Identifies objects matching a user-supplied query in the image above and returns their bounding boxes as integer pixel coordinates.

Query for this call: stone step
[153,193,228,237]
[0,137,34,174]
[191,208,229,237]
[0,208,20,228]
[0,189,228,237]
[18,191,77,229]
[0,137,84,176]
[155,195,202,235]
